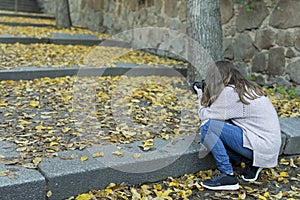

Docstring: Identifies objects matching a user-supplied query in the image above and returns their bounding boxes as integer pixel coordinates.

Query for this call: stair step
[0,0,41,13]
[0,10,55,19]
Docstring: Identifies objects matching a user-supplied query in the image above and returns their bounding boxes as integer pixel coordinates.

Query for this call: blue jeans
[200,119,253,174]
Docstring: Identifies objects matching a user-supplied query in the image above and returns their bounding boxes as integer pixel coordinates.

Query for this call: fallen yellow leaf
[92,152,104,158]
[46,191,52,198]
[112,151,124,157]
[49,142,58,147]
[80,155,88,162]
[133,153,141,158]
[29,100,39,107]
[0,102,8,107]
[75,193,91,200]
[33,157,42,165]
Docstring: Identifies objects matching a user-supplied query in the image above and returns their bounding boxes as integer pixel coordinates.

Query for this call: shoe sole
[200,182,239,190]
[241,167,263,182]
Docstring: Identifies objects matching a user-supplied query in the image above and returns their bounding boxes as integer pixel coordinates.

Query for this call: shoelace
[210,172,225,181]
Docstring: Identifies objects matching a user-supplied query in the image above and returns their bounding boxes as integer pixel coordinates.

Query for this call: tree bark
[56,0,72,29]
[186,0,223,82]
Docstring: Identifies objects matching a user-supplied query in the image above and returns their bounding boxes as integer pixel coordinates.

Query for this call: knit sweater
[198,86,281,168]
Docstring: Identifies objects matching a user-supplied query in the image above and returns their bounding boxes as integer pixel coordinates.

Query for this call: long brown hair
[201,61,267,107]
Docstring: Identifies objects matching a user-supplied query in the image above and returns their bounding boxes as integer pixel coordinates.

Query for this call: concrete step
[0,64,188,81]
[0,0,41,13]
[0,34,103,46]
[0,164,45,200]
[0,10,54,19]
[279,118,300,155]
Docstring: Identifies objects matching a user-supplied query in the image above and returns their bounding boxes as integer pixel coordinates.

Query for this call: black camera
[192,80,206,94]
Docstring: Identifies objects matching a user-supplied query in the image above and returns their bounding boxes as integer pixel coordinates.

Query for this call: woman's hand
[194,85,203,100]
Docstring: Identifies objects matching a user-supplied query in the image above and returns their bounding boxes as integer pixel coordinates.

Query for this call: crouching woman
[194,61,281,190]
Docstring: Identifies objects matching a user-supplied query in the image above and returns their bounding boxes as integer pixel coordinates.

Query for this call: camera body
[192,80,206,94]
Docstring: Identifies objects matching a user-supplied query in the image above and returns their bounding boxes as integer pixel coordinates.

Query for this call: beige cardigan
[198,86,281,168]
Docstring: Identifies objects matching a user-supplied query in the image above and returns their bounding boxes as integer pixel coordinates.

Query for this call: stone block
[39,137,216,200]
[279,118,300,155]
[286,60,300,84]
[254,29,275,50]
[233,32,257,61]
[164,0,178,18]
[220,0,234,24]
[271,76,292,88]
[276,31,295,47]
[0,141,19,159]
[252,52,268,73]
[270,0,300,29]
[295,34,300,51]
[0,165,45,200]
[236,1,269,32]
[223,38,234,60]
[268,47,285,76]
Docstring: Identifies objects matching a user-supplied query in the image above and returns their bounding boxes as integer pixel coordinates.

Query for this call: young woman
[194,61,281,190]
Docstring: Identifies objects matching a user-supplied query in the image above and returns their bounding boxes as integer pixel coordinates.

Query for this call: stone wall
[37,0,300,86]
[222,0,300,87]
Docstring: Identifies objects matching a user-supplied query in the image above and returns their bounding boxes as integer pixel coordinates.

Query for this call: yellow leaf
[263,192,270,198]
[244,186,253,191]
[277,176,285,182]
[46,191,52,198]
[143,140,154,147]
[35,125,47,131]
[19,120,32,125]
[80,155,88,162]
[258,195,267,200]
[33,157,42,165]
[0,102,8,107]
[29,100,39,107]
[279,171,289,177]
[92,152,104,158]
[169,181,180,187]
[131,188,141,200]
[238,192,246,200]
[50,142,58,147]
[104,188,113,195]
[290,159,298,168]
[0,170,10,177]
[75,193,91,200]
[62,127,71,133]
[133,153,141,158]
[153,184,162,190]
[280,158,289,165]
[112,151,124,157]
[4,112,12,116]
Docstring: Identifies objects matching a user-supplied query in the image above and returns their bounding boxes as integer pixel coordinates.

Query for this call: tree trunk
[56,0,71,29]
[186,0,223,82]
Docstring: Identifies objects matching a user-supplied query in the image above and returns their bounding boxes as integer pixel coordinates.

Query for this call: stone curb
[0,34,137,46]
[0,34,102,46]
[0,11,55,19]
[39,137,216,200]
[0,21,55,27]
[0,64,188,81]
[0,164,46,200]
[279,118,300,155]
